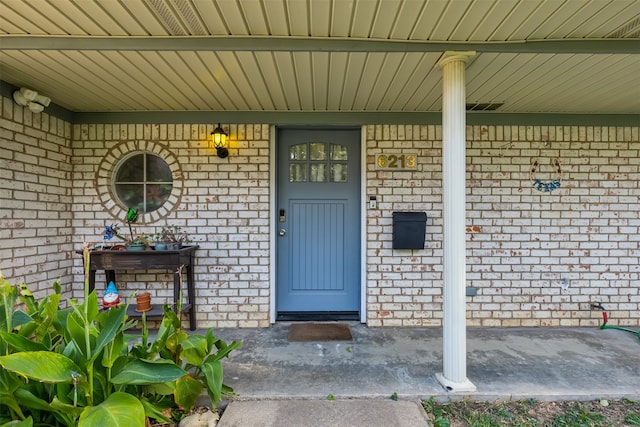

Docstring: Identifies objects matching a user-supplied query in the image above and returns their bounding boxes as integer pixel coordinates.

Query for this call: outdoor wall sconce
[210,124,229,158]
[12,87,51,113]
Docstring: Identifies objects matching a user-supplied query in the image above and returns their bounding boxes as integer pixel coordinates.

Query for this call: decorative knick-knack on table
[102,281,120,309]
[136,292,152,312]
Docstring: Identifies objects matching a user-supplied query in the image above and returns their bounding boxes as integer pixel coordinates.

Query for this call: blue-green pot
[126,244,146,251]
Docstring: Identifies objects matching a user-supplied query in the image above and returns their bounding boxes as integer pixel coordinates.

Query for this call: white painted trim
[360,125,367,324]
[269,125,277,324]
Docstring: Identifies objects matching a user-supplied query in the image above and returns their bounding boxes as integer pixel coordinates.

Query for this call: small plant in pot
[103,208,149,250]
[151,232,168,250]
[160,225,189,250]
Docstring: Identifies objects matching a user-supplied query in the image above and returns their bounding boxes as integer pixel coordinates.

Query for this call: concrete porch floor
[212,324,640,426]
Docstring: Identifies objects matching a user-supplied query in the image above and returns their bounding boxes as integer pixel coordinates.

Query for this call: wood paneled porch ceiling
[0,0,638,115]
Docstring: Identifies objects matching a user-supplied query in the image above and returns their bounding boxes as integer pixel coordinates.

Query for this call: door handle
[279,228,287,236]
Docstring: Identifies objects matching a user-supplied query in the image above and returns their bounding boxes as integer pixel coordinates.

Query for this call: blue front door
[277,128,361,314]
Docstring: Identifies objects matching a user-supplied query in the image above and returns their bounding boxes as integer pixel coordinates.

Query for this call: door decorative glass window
[289,142,348,183]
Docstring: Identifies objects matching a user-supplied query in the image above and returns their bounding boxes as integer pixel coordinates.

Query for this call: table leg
[187,264,196,330]
[89,270,96,293]
[106,270,116,288]
[173,268,181,314]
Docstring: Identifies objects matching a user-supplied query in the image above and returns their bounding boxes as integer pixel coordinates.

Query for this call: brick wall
[366,124,640,327]
[365,125,443,327]
[0,96,74,298]
[70,123,272,328]
[2,97,638,329]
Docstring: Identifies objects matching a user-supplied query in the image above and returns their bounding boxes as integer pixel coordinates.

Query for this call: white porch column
[435,51,476,393]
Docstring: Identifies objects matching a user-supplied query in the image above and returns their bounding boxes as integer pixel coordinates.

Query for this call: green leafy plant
[422,398,640,427]
[626,412,640,426]
[551,405,606,426]
[0,246,241,426]
[423,397,451,427]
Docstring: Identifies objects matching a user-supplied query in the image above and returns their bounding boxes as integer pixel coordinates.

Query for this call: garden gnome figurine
[103,281,120,309]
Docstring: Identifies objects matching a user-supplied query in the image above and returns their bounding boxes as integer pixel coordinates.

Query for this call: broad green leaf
[40,333,52,350]
[162,305,181,329]
[201,359,223,404]
[34,293,61,340]
[102,332,126,369]
[62,339,81,362]
[111,359,186,385]
[66,311,90,359]
[95,306,127,356]
[78,392,145,427]
[0,367,22,393]
[53,280,61,295]
[205,328,215,348]
[166,330,188,354]
[145,381,175,396]
[0,395,24,423]
[147,320,171,357]
[49,396,85,419]
[53,383,74,405]
[18,283,37,313]
[1,417,33,427]
[0,331,48,352]
[55,307,71,331]
[11,311,33,330]
[139,396,174,424]
[83,291,99,323]
[14,388,56,412]
[174,374,202,411]
[181,335,208,365]
[222,383,235,395]
[0,351,83,384]
[208,339,242,362]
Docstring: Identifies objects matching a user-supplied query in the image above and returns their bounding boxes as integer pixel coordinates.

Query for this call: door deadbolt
[279,228,286,236]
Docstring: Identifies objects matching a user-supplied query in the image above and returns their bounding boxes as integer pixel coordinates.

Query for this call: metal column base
[436,373,477,393]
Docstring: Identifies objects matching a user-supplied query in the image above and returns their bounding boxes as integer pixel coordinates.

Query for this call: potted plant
[150,232,168,250]
[103,208,149,250]
[160,225,189,250]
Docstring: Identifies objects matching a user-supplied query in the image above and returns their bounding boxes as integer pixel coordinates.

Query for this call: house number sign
[375,153,417,170]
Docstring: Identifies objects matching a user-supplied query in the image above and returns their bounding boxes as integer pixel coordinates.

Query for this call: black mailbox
[392,212,427,249]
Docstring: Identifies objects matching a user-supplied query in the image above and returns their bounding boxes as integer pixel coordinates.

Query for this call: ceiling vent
[149,0,207,35]
[608,17,640,38]
[466,102,504,111]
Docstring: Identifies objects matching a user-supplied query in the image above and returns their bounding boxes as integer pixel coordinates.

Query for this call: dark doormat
[288,323,353,342]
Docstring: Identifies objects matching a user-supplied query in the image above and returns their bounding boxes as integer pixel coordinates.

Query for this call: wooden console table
[80,245,199,330]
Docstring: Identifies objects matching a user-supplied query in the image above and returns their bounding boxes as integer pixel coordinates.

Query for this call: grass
[422,397,640,427]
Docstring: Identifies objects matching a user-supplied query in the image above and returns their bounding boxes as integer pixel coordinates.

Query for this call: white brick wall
[2,96,638,329]
[69,123,272,328]
[0,96,74,299]
[366,124,639,327]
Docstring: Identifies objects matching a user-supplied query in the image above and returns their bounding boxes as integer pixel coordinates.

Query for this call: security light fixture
[12,87,51,113]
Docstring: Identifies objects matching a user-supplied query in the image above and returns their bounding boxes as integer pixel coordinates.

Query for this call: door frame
[268,125,367,323]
